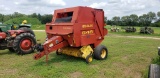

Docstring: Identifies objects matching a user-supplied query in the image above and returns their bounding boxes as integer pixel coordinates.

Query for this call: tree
[0,14,4,22]
[104,16,107,24]
[12,12,25,18]
[157,11,160,19]
[112,16,120,26]
[29,13,37,18]
[147,12,156,22]
[138,14,150,26]
[37,13,42,21]
[121,16,130,26]
[41,14,52,24]
[129,14,138,26]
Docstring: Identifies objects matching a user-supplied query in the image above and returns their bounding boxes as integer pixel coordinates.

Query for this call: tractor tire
[93,45,108,60]
[19,27,35,36]
[13,33,36,54]
[8,47,15,52]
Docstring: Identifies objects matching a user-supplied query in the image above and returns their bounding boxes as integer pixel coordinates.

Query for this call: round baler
[34,6,108,63]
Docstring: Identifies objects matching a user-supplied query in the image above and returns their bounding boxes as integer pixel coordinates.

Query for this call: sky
[0,0,160,19]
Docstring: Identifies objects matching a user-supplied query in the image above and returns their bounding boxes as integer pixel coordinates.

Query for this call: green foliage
[31,25,45,30]
[108,11,159,27]
[4,17,41,25]
[151,20,160,27]
[152,57,160,65]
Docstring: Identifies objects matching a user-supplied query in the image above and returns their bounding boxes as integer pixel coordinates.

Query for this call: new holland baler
[34,6,108,63]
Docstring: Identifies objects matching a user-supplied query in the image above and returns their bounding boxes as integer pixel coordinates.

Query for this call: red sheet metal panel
[0,32,6,39]
[46,6,108,48]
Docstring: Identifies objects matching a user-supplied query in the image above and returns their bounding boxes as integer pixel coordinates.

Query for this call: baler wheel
[86,54,93,63]
[56,49,62,55]
[158,49,160,56]
[94,45,108,60]
[13,33,36,54]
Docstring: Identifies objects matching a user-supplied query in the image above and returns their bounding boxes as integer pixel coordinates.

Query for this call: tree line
[0,12,52,24]
[106,11,160,27]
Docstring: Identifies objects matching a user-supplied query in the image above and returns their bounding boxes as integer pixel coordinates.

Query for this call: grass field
[32,25,45,30]
[0,31,160,78]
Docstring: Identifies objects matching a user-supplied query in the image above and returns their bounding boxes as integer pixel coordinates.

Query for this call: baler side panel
[46,25,73,35]
[94,10,105,37]
[73,23,81,47]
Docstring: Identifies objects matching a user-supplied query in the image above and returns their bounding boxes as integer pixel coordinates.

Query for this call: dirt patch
[108,35,160,40]
[90,64,99,68]
[33,30,45,32]
[0,69,17,75]
[69,71,83,78]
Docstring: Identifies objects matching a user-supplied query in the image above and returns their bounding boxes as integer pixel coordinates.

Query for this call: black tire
[158,49,160,56]
[19,27,35,36]
[93,45,108,60]
[8,47,15,52]
[56,49,62,55]
[148,64,160,78]
[86,54,93,63]
[13,33,36,54]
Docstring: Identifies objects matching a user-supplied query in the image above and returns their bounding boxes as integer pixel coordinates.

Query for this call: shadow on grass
[0,50,15,55]
[34,53,85,66]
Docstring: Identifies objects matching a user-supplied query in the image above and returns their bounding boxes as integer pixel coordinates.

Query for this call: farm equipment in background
[0,20,36,54]
[110,26,120,32]
[0,20,34,35]
[34,6,108,63]
[125,26,136,32]
[140,27,154,34]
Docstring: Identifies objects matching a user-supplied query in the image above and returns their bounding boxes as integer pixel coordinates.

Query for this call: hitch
[34,36,69,61]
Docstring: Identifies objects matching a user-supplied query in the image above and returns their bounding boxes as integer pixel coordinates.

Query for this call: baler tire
[13,33,36,55]
[93,45,108,60]
[19,27,35,36]
[86,54,93,63]
[158,49,160,56]
[56,50,62,55]
[148,64,160,78]
[8,47,15,52]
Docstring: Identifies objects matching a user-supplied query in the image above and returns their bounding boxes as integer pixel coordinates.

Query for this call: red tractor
[0,30,36,54]
[34,6,108,63]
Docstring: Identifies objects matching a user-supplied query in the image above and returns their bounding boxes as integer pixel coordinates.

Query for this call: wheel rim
[101,49,106,58]
[88,56,92,63]
[20,38,32,51]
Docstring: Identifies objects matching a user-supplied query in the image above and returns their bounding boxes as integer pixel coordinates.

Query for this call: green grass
[0,31,160,78]
[31,25,45,30]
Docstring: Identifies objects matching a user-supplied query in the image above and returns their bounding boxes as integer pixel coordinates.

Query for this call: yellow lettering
[82,24,93,28]
[82,30,94,35]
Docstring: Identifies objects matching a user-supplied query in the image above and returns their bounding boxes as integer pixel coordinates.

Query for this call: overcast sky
[0,0,160,19]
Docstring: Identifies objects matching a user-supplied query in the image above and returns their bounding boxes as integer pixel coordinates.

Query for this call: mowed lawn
[0,31,160,78]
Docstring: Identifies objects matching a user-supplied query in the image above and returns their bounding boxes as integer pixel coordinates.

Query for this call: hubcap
[20,39,32,51]
[101,49,106,58]
[88,56,92,63]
